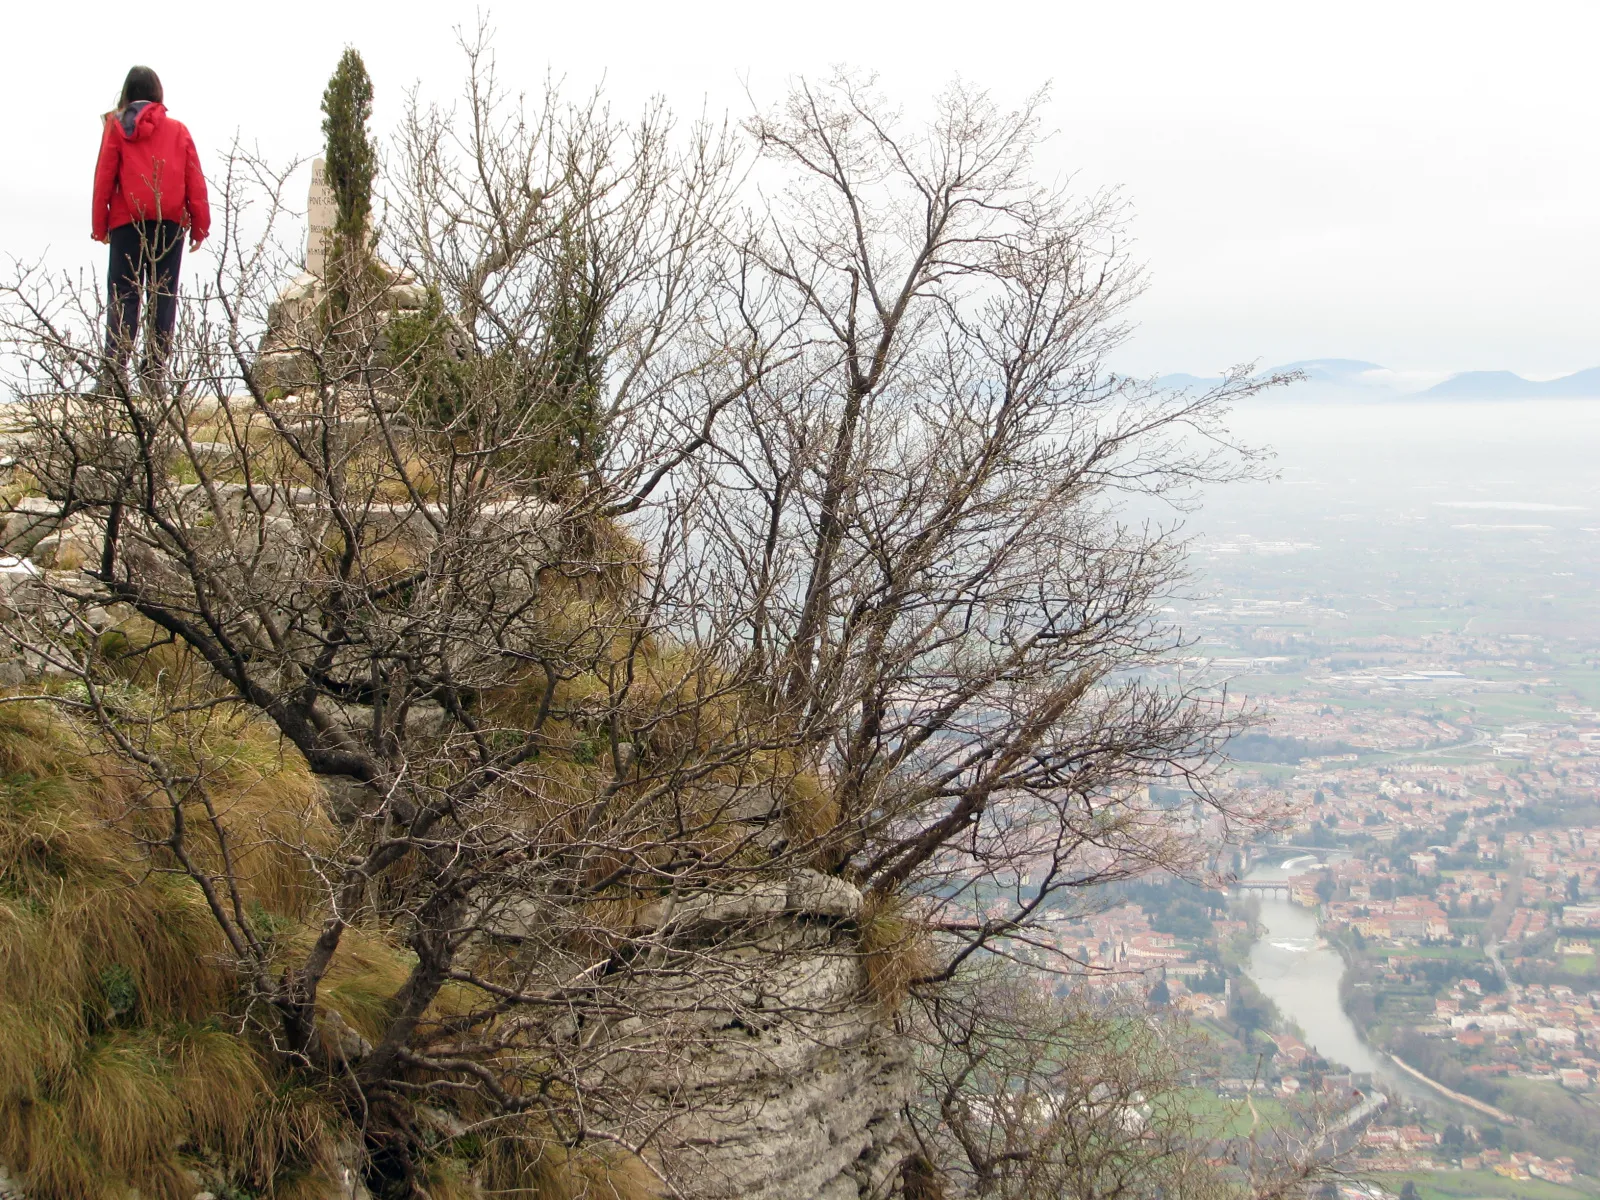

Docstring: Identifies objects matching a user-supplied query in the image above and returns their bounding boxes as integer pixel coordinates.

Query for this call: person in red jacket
[91,66,209,382]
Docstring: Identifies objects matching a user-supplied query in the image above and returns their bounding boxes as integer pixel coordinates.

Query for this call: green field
[1549,669,1600,708]
[1462,692,1571,726]
[1367,944,1487,963]
[1371,1169,1600,1200]
[1177,1088,1295,1138]
[1226,760,1304,781]
[1230,674,1310,697]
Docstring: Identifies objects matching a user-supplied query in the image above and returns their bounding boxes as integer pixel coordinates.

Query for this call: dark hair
[118,66,163,109]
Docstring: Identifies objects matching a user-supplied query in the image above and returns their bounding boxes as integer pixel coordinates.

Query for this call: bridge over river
[1233,879,1293,899]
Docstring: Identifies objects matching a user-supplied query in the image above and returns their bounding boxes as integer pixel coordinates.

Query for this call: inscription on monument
[306,157,336,277]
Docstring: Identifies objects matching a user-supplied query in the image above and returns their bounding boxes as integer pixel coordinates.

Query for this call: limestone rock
[317,773,383,824]
[615,871,912,1200]
[0,496,63,557]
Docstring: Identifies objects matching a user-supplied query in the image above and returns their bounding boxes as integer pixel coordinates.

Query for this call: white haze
[1,0,1597,381]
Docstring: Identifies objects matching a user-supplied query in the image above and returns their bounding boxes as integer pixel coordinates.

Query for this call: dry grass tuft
[312,926,414,1046]
[0,700,344,1198]
[780,770,841,864]
[858,893,935,1014]
[475,1130,662,1200]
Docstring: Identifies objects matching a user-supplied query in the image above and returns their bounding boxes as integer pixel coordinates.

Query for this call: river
[1241,857,1439,1109]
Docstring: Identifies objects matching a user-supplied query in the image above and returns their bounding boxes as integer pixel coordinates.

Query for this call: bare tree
[713,72,1286,966]
[904,965,1345,1200]
[0,46,1291,1200]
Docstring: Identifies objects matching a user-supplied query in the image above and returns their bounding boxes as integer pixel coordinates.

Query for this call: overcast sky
[4,0,1595,378]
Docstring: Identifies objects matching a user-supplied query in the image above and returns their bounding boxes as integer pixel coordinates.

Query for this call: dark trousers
[105,219,184,377]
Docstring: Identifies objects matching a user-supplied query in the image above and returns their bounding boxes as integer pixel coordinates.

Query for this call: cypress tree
[320,48,376,324]
[321,48,376,246]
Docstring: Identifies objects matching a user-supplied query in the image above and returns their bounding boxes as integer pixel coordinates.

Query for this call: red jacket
[91,102,210,243]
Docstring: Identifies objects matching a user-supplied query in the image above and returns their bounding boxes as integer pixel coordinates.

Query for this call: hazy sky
[4,0,1596,378]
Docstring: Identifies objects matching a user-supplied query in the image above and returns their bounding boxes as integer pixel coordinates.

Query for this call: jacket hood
[117,100,166,140]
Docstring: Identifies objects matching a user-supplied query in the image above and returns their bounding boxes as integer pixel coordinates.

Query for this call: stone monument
[305,156,337,278]
[258,157,430,385]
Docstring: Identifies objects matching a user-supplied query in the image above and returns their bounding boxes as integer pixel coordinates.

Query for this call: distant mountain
[1154,372,1228,391]
[1421,365,1600,400]
[1427,364,1600,401]
[1545,367,1600,396]
[1270,358,1385,385]
[1421,370,1531,399]
[1156,361,1600,401]
[1157,359,1400,397]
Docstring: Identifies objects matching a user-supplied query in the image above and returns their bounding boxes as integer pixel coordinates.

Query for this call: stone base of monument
[256,267,441,391]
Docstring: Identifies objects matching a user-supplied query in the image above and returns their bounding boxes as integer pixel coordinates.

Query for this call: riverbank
[1385,1055,1518,1125]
